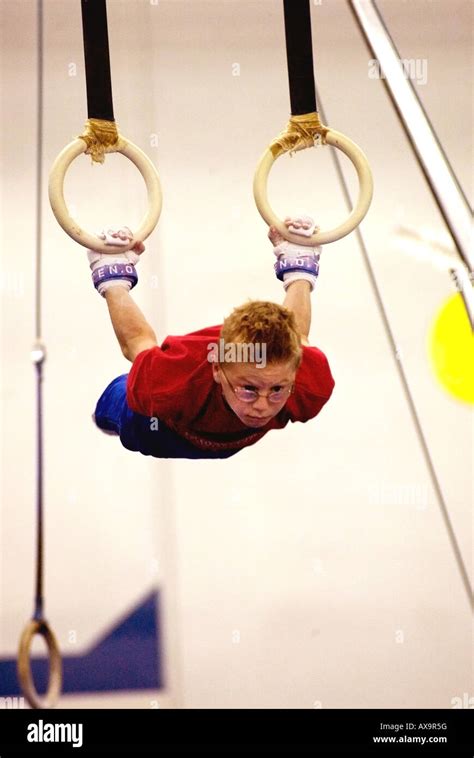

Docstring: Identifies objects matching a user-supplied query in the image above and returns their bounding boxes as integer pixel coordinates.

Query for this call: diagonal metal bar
[348,0,473,274]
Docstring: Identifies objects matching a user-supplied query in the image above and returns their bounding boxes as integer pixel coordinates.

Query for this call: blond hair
[219,300,302,368]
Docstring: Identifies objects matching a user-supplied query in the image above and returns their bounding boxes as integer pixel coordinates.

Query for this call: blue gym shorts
[93,374,238,460]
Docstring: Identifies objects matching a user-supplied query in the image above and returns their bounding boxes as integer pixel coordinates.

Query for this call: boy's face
[212,360,297,428]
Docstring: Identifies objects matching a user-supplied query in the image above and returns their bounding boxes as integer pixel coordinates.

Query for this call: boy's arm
[86,227,157,362]
[104,287,157,362]
[269,216,318,346]
[282,279,311,345]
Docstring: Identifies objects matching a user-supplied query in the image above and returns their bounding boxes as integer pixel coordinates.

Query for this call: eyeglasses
[219,365,294,403]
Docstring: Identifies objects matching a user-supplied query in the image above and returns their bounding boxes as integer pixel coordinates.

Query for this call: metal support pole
[349,0,473,274]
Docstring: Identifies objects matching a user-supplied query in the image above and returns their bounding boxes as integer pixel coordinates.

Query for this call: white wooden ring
[48,136,162,253]
[253,128,373,245]
[18,619,62,709]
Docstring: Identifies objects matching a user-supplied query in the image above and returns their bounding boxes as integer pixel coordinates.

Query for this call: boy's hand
[87,226,145,297]
[97,226,145,254]
[268,216,319,246]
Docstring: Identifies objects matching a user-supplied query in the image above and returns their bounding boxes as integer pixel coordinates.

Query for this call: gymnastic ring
[18,618,62,709]
[48,135,162,254]
[253,128,373,246]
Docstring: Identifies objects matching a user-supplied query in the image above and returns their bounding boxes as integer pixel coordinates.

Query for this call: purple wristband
[91,262,138,290]
[274,255,319,282]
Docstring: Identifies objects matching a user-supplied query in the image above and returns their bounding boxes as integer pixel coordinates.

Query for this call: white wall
[0,0,472,709]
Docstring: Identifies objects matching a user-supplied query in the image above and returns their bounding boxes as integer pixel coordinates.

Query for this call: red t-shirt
[126,325,335,453]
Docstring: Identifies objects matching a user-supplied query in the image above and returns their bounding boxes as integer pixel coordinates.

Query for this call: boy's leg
[93,374,129,434]
[282,280,312,345]
[94,375,239,459]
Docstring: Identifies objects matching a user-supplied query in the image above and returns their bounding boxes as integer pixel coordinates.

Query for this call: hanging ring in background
[253,127,373,246]
[48,135,162,254]
[18,618,62,709]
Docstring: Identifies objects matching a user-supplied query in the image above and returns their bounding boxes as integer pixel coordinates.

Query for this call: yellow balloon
[428,293,474,405]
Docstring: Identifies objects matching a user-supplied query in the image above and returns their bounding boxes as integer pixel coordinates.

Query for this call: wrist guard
[273,242,321,292]
[91,262,138,296]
